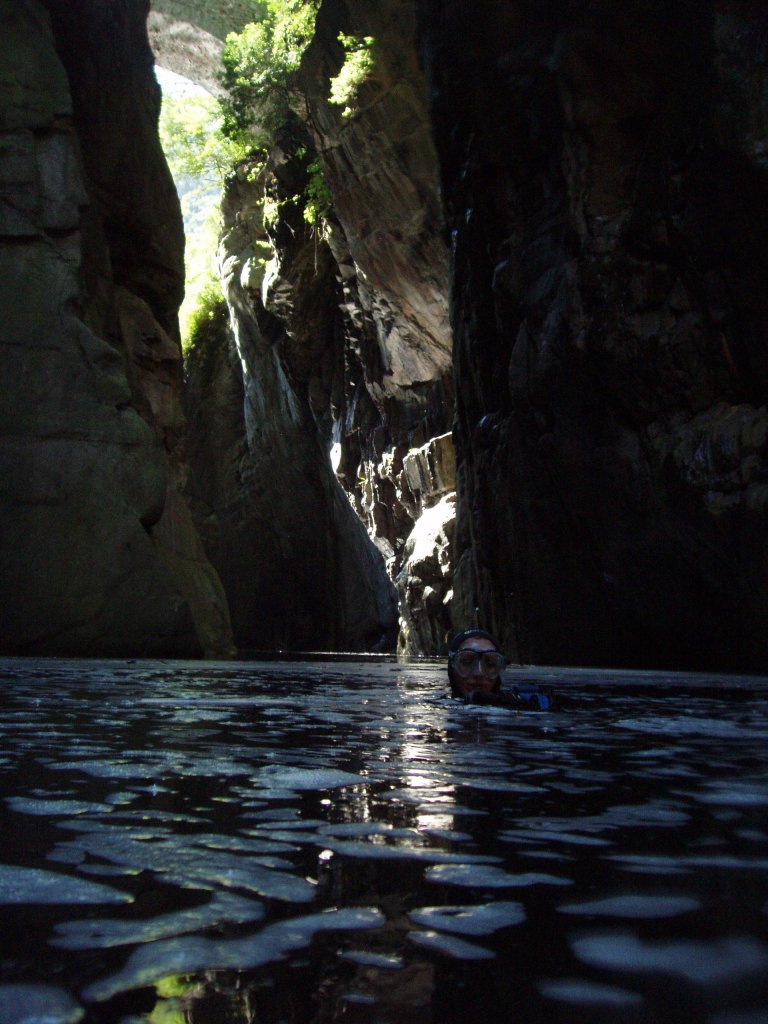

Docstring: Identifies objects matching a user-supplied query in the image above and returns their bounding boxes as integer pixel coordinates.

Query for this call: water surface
[1,657,767,1023]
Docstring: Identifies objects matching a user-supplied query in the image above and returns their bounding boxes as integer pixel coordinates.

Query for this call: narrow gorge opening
[1,0,766,671]
[149,5,459,659]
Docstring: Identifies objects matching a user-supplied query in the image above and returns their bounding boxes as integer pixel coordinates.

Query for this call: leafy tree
[159,89,239,347]
[220,0,320,148]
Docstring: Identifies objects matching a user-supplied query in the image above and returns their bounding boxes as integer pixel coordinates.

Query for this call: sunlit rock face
[147,0,256,96]
[0,0,232,657]
[184,164,398,652]
[293,0,457,651]
[183,0,457,653]
[416,0,768,671]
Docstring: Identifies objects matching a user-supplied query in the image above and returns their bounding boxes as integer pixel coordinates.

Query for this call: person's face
[451,637,502,696]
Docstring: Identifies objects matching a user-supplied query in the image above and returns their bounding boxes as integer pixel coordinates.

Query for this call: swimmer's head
[447,628,505,697]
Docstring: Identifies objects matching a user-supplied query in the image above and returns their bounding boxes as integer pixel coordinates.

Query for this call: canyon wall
[416,0,768,671]
[2,0,766,669]
[0,0,232,656]
[183,0,456,653]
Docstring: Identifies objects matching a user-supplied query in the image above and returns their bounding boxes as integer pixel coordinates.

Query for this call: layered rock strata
[416,0,768,671]
[0,0,232,656]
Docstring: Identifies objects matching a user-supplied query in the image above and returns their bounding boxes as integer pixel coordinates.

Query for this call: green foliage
[159,91,248,183]
[220,0,320,147]
[328,34,375,118]
[158,88,237,346]
[185,278,229,360]
[303,158,332,226]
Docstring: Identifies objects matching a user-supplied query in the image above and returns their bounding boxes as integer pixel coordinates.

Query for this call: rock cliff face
[183,160,398,652]
[183,0,456,653]
[0,0,232,656]
[2,0,767,669]
[416,0,768,671]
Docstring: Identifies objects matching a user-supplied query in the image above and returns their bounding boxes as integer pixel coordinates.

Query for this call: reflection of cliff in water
[1,658,767,1022]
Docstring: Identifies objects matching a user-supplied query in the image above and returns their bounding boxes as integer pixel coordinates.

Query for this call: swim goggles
[450,648,505,677]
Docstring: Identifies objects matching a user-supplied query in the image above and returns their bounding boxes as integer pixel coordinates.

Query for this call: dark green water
[1,657,767,1024]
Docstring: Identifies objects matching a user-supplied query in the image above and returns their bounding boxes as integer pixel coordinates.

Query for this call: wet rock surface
[0,657,767,1023]
[416,0,768,671]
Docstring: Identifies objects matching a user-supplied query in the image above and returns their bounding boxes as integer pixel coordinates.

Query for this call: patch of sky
[83,907,385,1003]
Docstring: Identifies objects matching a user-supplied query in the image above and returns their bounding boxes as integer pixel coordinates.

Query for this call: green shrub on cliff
[158,87,241,346]
[328,33,375,118]
[220,0,320,148]
[185,280,230,374]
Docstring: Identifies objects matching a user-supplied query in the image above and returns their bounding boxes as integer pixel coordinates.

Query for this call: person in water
[447,628,553,710]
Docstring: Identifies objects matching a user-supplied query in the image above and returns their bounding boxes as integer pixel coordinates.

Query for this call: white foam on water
[538,977,643,1007]
[425,864,573,888]
[83,907,385,1003]
[0,865,131,905]
[0,983,84,1024]
[572,932,768,984]
[558,894,701,918]
[407,929,495,960]
[408,901,525,935]
[50,891,265,949]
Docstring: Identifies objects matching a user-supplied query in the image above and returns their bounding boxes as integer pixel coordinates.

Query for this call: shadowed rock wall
[416,0,768,671]
[0,0,232,656]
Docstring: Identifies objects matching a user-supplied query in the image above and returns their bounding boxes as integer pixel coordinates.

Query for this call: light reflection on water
[0,657,767,1024]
